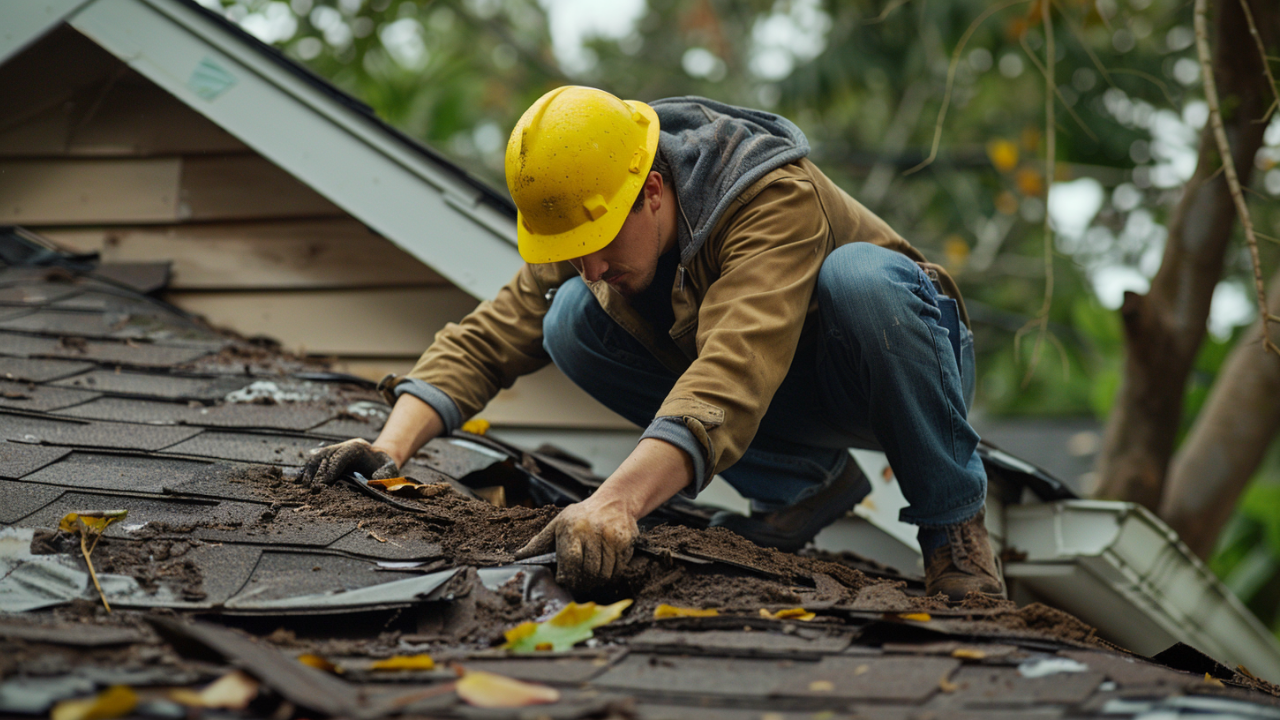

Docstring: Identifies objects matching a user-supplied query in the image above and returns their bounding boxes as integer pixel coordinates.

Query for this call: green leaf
[502,600,631,653]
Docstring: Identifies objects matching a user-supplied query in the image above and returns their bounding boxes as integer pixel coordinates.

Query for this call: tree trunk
[1160,269,1280,559]
[1094,0,1276,511]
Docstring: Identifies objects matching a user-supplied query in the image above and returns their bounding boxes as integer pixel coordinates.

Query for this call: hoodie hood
[650,97,810,265]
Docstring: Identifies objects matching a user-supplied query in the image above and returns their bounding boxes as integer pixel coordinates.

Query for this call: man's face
[569,176,666,298]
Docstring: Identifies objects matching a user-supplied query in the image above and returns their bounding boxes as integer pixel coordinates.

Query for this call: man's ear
[645,171,663,212]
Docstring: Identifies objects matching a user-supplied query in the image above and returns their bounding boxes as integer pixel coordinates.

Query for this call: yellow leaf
[986,139,1019,172]
[367,477,422,493]
[808,680,835,692]
[170,671,258,710]
[952,648,986,660]
[896,613,931,622]
[503,622,538,645]
[549,599,632,628]
[759,607,815,621]
[1204,672,1225,687]
[52,685,137,720]
[653,604,719,618]
[461,418,491,435]
[298,654,341,673]
[371,654,435,671]
[1016,167,1044,197]
[58,510,127,534]
[456,669,559,708]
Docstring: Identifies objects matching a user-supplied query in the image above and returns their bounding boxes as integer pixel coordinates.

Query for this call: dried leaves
[51,686,137,720]
[654,604,719,618]
[58,510,127,612]
[170,671,259,710]
[456,670,559,708]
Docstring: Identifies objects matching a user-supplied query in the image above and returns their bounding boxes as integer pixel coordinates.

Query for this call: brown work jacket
[399,157,965,491]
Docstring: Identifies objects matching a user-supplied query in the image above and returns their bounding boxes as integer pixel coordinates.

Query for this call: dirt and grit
[223,463,1106,650]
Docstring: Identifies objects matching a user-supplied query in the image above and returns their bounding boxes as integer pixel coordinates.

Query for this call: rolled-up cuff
[393,378,463,434]
[641,416,709,498]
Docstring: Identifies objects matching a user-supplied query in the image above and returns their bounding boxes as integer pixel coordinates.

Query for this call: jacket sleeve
[396,263,560,424]
[654,177,832,485]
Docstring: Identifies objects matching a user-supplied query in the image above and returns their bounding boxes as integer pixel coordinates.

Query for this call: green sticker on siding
[188,57,236,100]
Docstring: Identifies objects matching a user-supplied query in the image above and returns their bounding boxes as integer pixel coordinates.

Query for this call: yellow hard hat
[505,86,660,264]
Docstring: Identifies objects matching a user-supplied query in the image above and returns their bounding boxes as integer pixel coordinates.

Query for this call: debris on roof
[4,259,1280,718]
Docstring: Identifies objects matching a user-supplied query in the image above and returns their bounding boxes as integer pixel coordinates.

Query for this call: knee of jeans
[818,244,926,330]
[542,278,596,366]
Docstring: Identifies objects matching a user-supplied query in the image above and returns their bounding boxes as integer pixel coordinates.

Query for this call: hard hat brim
[516,100,661,265]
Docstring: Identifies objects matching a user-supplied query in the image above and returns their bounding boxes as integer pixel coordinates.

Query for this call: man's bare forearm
[590,437,695,519]
[372,394,445,467]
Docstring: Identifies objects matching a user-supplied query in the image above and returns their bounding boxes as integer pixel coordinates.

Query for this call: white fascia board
[1005,500,1280,683]
[0,0,93,65]
[68,0,521,301]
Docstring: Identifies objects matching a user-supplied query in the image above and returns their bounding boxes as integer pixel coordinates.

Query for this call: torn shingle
[228,550,417,603]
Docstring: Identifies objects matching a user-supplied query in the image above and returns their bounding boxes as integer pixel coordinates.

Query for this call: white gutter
[1004,500,1280,684]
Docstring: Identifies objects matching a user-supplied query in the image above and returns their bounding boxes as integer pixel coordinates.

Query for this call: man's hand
[300,438,399,486]
[513,437,695,590]
[515,496,638,590]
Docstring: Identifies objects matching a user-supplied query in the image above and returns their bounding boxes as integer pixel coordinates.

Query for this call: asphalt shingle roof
[2,261,1279,719]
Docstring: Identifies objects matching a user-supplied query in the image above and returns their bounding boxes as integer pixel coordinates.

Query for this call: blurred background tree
[201,0,1280,631]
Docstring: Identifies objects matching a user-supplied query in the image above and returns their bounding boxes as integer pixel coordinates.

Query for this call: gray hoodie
[651,97,811,266]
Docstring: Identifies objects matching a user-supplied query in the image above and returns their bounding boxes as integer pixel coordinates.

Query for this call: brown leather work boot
[709,460,872,552]
[919,509,1006,602]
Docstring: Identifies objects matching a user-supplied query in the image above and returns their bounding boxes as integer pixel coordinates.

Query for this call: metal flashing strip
[66,0,521,301]
[1004,500,1280,683]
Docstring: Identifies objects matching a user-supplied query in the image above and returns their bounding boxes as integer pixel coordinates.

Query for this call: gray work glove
[300,438,399,486]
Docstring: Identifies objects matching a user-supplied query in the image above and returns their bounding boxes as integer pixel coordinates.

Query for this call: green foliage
[1210,440,1280,637]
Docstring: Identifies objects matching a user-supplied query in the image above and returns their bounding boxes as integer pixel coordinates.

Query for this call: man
[302,86,1003,601]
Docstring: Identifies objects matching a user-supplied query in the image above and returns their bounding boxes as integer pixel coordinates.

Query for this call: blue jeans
[542,243,986,527]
